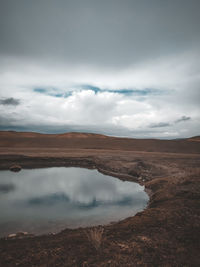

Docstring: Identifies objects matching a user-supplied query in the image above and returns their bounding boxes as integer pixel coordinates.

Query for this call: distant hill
[0,131,200,154]
[187,136,200,142]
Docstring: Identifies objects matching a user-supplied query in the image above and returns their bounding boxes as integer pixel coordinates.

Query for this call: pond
[0,167,149,237]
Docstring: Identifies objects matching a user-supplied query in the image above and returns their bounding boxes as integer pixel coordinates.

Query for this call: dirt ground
[0,132,200,266]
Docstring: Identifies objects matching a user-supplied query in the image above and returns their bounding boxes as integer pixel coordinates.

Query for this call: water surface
[0,167,148,236]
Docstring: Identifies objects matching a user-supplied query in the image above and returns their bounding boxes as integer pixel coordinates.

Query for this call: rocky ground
[0,132,199,266]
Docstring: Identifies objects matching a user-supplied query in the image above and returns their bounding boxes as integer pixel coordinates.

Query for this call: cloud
[0,97,20,106]
[33,85,164,98]
[150,116,192,128]
[175,116,191,123]
[0,55,199,138]
[1,0,200,69]
[0,1,199,138]
[149,122,171,128]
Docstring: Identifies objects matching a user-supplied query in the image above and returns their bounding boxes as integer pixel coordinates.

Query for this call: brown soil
[0,131,200,267]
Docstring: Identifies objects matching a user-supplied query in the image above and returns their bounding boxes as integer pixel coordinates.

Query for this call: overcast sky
[0,0,200,138]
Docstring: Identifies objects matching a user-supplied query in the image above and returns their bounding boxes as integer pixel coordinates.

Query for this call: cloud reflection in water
[0,167,148,236]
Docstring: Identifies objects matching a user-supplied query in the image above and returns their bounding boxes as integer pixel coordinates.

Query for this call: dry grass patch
[85,226,104,250]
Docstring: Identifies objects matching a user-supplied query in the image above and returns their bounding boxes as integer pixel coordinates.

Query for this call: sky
[0,0,200,138]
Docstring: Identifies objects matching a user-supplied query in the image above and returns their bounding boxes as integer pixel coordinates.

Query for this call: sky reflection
[0,167,148,236]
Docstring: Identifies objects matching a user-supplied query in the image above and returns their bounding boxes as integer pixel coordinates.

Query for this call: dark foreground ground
[0,131,200,267]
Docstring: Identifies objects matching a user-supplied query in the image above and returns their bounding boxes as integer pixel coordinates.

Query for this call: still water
[0,167,148,237]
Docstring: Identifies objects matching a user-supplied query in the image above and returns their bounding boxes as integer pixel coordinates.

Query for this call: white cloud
[0,52,200,138]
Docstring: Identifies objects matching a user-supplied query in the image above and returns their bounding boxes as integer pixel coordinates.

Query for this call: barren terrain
[0,131,200,266]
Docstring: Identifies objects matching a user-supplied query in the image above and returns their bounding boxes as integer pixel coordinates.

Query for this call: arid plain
[0,131,200,266]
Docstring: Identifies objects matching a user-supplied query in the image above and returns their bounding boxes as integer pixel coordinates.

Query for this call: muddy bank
[0,150,200,266]
[0,154,143,183]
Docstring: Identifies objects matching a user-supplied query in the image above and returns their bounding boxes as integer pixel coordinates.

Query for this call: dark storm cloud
[149,122,171,128]
[1,0,200,68]
[0,98,20,105]
[150,116,191,128]
[175,116,191,123]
